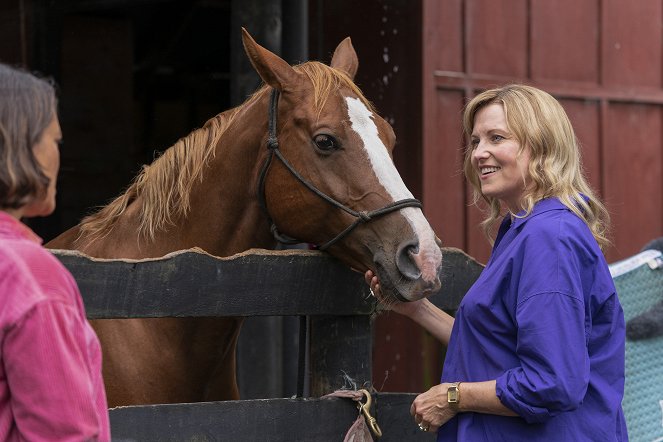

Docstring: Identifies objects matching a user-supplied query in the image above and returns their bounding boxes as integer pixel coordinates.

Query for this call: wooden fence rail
[53,247,483,441]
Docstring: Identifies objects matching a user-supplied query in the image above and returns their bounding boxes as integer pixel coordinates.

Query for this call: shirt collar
[0,210,43,244]
[510,197,568,229]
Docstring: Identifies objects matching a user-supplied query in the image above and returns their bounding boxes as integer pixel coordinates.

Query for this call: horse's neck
[69,97,277,259]
[186,100,276,256]
[184,165,275,258]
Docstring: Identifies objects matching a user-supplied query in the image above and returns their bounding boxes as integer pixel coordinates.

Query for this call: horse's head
[242,29,443,302]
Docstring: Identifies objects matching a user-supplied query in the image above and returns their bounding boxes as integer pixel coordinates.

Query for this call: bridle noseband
[257,89,423,251]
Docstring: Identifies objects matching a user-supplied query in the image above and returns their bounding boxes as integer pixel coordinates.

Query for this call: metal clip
[648,256,663,270]
[357,389,382,438]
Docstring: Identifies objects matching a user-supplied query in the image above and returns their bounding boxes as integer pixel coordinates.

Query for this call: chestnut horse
[47,29,443,406]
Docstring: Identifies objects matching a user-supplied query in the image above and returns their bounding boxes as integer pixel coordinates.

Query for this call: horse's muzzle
[374,249,443,303]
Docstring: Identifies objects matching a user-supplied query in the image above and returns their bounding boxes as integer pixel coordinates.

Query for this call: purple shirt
[0,212,110,441]
[439,198,627,441]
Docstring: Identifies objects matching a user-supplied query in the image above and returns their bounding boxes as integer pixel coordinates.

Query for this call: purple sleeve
[495,292,590,423]
[4,301,103,441]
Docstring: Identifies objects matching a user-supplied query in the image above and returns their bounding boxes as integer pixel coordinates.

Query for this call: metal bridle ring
[418,423,429,432]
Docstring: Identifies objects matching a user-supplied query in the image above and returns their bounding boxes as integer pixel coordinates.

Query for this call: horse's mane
[76,61,373,244]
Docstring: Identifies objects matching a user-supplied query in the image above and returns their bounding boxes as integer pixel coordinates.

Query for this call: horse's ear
[330,37,358,80]
[241,28,299,91]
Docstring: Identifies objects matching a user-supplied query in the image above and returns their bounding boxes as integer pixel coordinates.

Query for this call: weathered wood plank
[374,393,437,441]
[309,315,372,397]
[52,248,373,318]
[429,246,484,311]
[108,394,435,441]
[52,247,482,319]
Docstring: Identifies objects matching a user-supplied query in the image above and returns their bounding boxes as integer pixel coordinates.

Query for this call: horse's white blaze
[345,97,441,282]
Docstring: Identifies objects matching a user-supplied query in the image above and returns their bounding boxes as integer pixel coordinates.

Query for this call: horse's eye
[313,134,338,151]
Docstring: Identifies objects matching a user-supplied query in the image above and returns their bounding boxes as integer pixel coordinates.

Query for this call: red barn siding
[603,103,662,257]
[602,0,662,88]
[423,90,466,250]
[466,0,528,78]
[424,0,663,266]
[531,0,600,84]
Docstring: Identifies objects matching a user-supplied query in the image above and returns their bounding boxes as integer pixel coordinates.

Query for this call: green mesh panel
[611,251,663,441]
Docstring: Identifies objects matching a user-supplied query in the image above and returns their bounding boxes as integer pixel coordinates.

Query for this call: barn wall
[0,0,29,65]
[58,15,135,235]
[7,0,235,241]
[423,0,663,265]
[309,0,423,199]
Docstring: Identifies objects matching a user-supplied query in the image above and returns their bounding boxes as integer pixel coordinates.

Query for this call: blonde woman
[367,85,626,441]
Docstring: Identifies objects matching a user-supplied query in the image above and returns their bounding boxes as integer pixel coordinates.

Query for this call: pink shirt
[0,211,110,441]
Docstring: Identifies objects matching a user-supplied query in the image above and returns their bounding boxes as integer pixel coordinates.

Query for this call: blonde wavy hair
[78,61,371,243]
[462,84,611,250]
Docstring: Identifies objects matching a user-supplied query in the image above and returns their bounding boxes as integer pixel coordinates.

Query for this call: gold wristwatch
[447,382,461,408]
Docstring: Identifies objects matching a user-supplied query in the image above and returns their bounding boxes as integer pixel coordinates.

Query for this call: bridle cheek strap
[257,89,423,251]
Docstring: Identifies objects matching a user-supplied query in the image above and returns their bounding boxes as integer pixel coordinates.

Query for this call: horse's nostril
[396,241,421,280]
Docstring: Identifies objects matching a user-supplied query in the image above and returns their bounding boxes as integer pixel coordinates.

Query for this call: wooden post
[309,315,372,397]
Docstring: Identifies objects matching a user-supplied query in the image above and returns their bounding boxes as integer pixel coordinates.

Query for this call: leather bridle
[257,89,423,250]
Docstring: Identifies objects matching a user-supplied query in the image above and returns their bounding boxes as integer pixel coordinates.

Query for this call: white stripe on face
[345,97,414,201]
[345,97,442,281]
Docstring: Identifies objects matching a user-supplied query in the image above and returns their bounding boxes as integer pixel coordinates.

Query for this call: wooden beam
[109,393,436,441]
[428,246,483,312]
[52,248,373,318]
[52,247,482,319]
[434,70,663,105]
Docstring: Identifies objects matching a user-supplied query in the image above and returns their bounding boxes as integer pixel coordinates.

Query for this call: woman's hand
[411,383,458,433]
[364,270,426,318]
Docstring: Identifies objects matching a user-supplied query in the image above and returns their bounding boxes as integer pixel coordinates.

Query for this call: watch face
[448,387,459,403]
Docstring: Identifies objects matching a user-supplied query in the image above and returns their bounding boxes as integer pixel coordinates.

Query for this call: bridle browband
[257,89,423,251]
